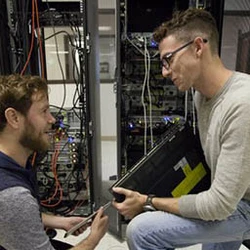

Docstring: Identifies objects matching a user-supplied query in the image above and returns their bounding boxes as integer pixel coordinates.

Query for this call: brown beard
[19,118,51,152]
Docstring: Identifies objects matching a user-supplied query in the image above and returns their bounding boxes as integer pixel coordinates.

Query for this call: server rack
[1,0,101,217]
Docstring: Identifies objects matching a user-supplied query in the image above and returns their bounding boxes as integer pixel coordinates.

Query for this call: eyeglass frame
[161,38,208,70]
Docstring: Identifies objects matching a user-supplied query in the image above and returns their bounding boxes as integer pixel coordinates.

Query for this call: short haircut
[153,8,219,54]
[0,74,48,132]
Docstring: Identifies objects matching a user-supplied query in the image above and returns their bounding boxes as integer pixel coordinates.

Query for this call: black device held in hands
[109,121,211,202]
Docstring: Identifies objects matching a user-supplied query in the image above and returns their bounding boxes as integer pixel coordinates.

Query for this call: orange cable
[21,0,35,75]
[34,0,45,78]
[31,151,37,167]
[41,148,63,207]
[41,150,58,203]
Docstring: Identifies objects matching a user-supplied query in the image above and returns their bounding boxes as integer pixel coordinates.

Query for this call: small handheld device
[64,201,111,238]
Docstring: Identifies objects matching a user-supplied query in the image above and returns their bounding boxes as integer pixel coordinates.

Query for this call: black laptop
[110,121,211,202]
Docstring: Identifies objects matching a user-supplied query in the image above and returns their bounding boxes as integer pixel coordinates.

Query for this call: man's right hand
[89,207,109,243]
[72,207,108,250]
[112,187,147,219]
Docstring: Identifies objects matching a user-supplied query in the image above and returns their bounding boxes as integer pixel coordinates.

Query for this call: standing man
[113,8,250,250]
[0,74,108,250]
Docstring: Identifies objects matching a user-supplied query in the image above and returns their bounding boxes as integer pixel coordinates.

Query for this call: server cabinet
[1,0,101,217]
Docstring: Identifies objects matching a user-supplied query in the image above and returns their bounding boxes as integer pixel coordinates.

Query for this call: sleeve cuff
[179,194,200,219]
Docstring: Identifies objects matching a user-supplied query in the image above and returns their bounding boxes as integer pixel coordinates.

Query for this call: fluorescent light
[49,51,69,54]
[45,44,57,47]
[79,26,112,32]
[98,26,112,31]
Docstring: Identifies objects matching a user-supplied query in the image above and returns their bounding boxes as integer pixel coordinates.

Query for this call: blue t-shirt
[0,151,38,198]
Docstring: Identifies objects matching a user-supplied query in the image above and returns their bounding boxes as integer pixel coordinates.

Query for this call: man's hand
[82,207,109,249]
[68,207,109,250]
[63,216,91,236]
[112,187,147,219]
[42,213,91,237]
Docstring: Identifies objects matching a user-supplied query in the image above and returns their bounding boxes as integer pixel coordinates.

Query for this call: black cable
[44,1,66,113]
[44,30,77,48]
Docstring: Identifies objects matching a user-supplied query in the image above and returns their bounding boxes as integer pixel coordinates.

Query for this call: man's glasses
[161,39,208,70]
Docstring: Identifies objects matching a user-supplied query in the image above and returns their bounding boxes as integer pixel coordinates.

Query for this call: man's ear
[194,37,205,58]
[4,108,22,129]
